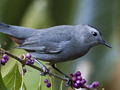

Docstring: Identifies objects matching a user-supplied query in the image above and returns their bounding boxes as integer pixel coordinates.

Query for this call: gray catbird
[0,23,111,84]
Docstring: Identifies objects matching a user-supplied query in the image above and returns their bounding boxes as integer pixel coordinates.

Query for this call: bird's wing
[15,32,72,54]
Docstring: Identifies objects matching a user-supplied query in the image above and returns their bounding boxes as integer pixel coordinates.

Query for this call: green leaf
[20,83,27,90]
[0,59,7,90]
[37,76,42,90]
[0,70,7,90]
[3,63,22,90]
[59,80,63,90]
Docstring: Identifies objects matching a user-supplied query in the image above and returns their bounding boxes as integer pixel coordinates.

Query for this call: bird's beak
[100,40,112,48]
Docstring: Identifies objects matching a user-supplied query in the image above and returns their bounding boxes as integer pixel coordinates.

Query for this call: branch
[0,47,96,90]
[0,48,67,81]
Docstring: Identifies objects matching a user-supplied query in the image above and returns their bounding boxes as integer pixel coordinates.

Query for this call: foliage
[0,0,119,90]
[3,63,22,90]
[0,65,7,90]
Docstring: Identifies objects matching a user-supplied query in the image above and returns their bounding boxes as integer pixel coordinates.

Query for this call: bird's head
[79,24,112,48]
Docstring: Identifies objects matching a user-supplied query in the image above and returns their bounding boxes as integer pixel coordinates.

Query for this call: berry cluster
[87,81,99,89]
[1,53,99,89]
[1,54,9,65]
[44,79,51,88]
[20,53,34,76]
[25,53,34,65]
[70,71,86,89]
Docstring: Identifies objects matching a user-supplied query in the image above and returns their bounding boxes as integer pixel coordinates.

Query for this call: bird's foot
[64,76,73,86]
[40,67,49,76]
[33,58,49,76]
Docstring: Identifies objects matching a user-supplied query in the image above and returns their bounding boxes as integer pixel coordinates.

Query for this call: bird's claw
[40,67,49,76]
[64,76,73,86]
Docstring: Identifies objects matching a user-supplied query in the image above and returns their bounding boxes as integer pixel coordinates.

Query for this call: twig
[0,48,67,81]
[0,47,96,90]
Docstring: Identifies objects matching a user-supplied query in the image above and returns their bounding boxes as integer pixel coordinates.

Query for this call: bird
[0,23,111,84]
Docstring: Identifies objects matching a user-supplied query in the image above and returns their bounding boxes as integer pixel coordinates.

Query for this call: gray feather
[0,23,36,39]
[16,31,72,54]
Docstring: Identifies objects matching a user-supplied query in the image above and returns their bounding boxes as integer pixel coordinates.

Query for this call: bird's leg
[52,64,73,86]
[33,58,49,76]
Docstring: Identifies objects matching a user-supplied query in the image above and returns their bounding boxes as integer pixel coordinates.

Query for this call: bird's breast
[58,44,90,62]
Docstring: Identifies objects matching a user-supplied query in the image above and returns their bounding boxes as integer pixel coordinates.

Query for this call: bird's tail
[0,23,36,38]
[0,23,12,36]
[0,23,36,44]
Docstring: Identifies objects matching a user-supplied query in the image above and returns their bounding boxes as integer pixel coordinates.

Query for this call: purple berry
[44,79,48,83]
[72,77,77,82]
[70,73,74,77]
[80,81,84,85]
[26,61,29,65]
[76,71,81,76]
[74,83,80,88]
[31,60,34,64]
[1,61,5,65]
[21,72,23,76]
[1,58,7,64]
[3,54,9,60]
[20,55,24,59]
[1,62,5,65]
[28,59,34,64]
[87,85,91,88]
[23,69,27,73]
[73,73,77,77]
[47,69,50,72]
[90,85,95,89]
[80,79,86,85]
[46,83,51,88]
[76,80,81,85]
[77,76,82,80]
[81,84,85,88]
[92,81,99,87]
[28,59,32,62]
[26,53,31,59]
[82,79,86,83]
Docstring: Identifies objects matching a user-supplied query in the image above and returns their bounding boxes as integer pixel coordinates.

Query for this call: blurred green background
[0,0,120,90]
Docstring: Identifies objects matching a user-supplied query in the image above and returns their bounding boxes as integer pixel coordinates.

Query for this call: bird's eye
[93,32,97,36]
